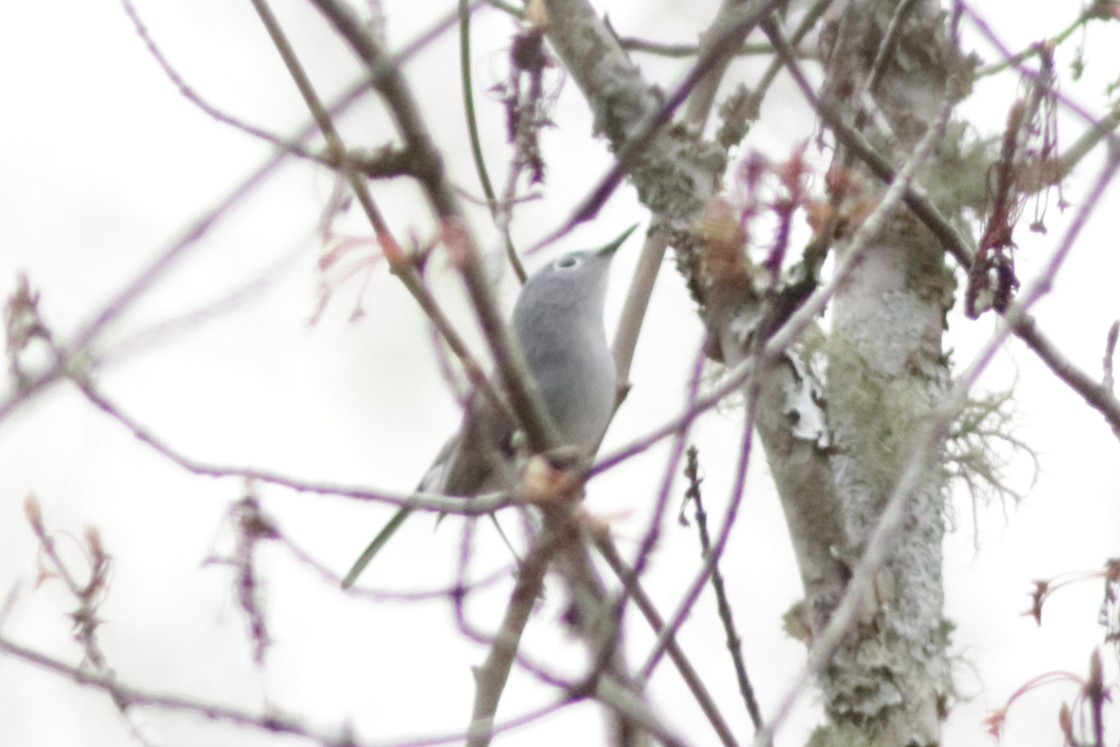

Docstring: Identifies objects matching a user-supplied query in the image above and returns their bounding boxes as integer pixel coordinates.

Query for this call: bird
[341,226,636,588]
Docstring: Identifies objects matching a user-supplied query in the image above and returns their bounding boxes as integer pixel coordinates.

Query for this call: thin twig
[596,90,954,481]
[280,533,514,603]
[24,499,111,671]
[583,342,710,737]
[252,0,514,427]
[0,585,17,629]
[762,12,1120,440]
[761,13,976,268]
[0,3,482,425]
[445,520,609,694]
[0,634,344,744]
[1104,322,1119,394]
[22,501,163,745]
[466,524,562,746]
[963,2,1119,133]
[619,37,788,59]
[611,0,772,397]
[611,229,665,392]
[593,534,741,747]
[111,234,312,362]
[682,445,763,732]
[684,0,775,125]
[605,343,708,677]
[531,0,789,253]
[1056,104,1120,186]
[310,0,561,452]
[753,117,1120,747]
[971,3,1101,79]
[459,0,498,210]
[73,376,512,516]
[642,86,952,697]
[307,8,651,742]
[1012,319,1120,435]
[120,0,327,163]
[642,382,759,678]
[862,0,922,98]
[0,629,610,747]
[0,152,283,425]
[750,0,833,108]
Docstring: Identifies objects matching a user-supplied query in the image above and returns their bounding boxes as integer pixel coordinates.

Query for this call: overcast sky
[2,2,1118,745]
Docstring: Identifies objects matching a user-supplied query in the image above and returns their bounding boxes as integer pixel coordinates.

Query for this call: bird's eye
[556,256,579,269]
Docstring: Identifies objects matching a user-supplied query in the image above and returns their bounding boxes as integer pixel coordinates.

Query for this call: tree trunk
[543,0,961,742]
[813,2,958,743]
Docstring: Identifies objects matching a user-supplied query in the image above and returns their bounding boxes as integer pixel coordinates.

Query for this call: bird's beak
[596,224,640,257]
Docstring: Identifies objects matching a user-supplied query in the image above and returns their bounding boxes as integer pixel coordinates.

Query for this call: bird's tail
[340,504,413,589]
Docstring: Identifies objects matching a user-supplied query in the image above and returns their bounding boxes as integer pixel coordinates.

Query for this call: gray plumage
[342,228,634,588]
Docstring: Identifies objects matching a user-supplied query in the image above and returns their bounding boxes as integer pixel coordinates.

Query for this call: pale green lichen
[918,119,994,222]
[807,721,877,747]
[944,386,1037,536]
[825,331,933,494]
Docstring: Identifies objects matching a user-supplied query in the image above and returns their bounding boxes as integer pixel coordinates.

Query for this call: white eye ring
[556,256,579,269]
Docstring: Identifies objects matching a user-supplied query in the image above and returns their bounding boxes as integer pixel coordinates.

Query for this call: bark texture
[543,0,963,743]
[814,2,959,743]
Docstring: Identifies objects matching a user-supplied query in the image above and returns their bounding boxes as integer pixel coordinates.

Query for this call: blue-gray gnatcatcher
[342,226,636,588]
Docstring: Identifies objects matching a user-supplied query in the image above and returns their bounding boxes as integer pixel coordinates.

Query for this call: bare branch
[1012,319,1120,437]
[619,36,787,59]
[121,0,328,164]
[748,0,833,113]
[467,522,561,747]
[458,0,498,212]
[0,3,478,425]
[597,88,955,482]
[1104,322,1119,393]
[611,344,708,674]
[0,629,623,747]
[280,532,515,603]
[611,230,666,392]
[311,0,564,453]
[0,634,348,745]
[759,8,1120,446]
[964,3,1120,134]
[753,115,1120,747]
[681,445,763,732]
[612,0,779,397]
[252,0,515,428]
[0,151,284,424]
[72,374,513,516]
[862,0,923,97]
[641,384,759,680]
[762,15,976,267]
[302,8,662,741]
[593,534,741,747]
[533,0,786,250]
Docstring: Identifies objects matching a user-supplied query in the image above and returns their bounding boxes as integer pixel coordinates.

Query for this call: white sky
[1,1,1118,746]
